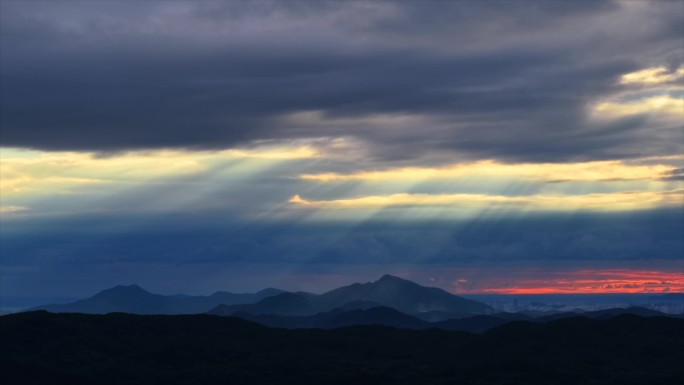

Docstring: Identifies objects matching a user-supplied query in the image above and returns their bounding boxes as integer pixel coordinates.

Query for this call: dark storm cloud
[1,0,682,162]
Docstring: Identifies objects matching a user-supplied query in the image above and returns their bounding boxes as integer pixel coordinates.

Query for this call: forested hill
[2,311,683,385]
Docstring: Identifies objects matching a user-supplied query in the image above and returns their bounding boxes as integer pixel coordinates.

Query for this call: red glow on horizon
[450,269,684,294]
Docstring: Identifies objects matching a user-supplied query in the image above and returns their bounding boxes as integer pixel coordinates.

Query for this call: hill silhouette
[2,311,682,385]
[231,306,433,329]
[30,285,284,314]
[210,292,319,316]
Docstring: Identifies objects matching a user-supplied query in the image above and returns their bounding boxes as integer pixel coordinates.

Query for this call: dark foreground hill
[232,306,434,330]
[2,311,683,385]
[215,305,679,333]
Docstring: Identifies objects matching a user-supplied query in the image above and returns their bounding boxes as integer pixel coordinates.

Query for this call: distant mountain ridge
[318,274,491,314]
[29,275,492,317]
[30,285,285,315]
[211,292,320,316]
[24,279,683,333]
[215,305,681,333]
[210,274,492,317]
[28,276,682,331]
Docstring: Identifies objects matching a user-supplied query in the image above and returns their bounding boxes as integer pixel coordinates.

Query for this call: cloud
[593,95,684,118]
[289,190,684,211]
[450,268,684,294]
[299,157,682,183]
[0,145,316,197]
[619,66,684,85]
[1,0,682,163]
[662,167,684,181]
[1,1,682,297]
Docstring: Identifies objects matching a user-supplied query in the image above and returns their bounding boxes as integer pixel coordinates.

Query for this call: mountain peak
[376,274,411,284]
[96,284,151,298]
[314,274,491,315]
[257,288,284,296]
[115,284,146,291]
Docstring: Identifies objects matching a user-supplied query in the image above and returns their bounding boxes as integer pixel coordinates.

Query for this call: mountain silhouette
[3,311,683,385]
[226,306,432,329]
[537,306,674,322]
[29,285,173,314]
[315,274,492,314]
[209,293,318,316]
[207,275,492,317]
[226,307,537,332]
[336,300,383,311]
[325,306,431,329]
[169,288,285,313]
[434,314,531,333]
[222,305,682,333]
[31,285,284,314]
[33,275,492,317]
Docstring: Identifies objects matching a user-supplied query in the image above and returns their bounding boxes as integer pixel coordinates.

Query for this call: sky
[1,0,683,299]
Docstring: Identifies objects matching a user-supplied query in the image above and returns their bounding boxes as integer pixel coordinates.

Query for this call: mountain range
[209,274,491,316]
[30,284,284,314]
[27,275,683,333]
[31,274,492,316]
[224,305,679,333]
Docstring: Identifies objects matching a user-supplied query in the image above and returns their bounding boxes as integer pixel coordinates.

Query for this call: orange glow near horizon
[451,269,684,294]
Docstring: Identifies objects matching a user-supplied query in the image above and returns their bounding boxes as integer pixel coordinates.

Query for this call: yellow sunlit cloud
[593,95,684,118]
[0,145,317,197]
[300,158,679,183]
[632,154,684,162]
[289,190,683,211]
[226,146,318,159]
[619,66,684,85]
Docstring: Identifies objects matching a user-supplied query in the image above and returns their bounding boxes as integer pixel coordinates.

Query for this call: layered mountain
[536,306,678,322]
[23,280,680,334]
[231,306,433,329]
[209,293,319,316]
[208,275,492,317]
[30,275,492,317]
[30,285,284,314]
[315,274,491,314]
[221,306,677,333]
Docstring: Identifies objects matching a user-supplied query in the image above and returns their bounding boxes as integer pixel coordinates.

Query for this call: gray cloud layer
[1,0,682,163]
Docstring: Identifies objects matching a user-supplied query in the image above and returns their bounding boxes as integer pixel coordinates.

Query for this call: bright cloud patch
[0,145,317,197]
[290,190,683,211]
[593,95,684,118]
[619,66,684,85]
[300,158,681,183]
[592,65,684,121]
